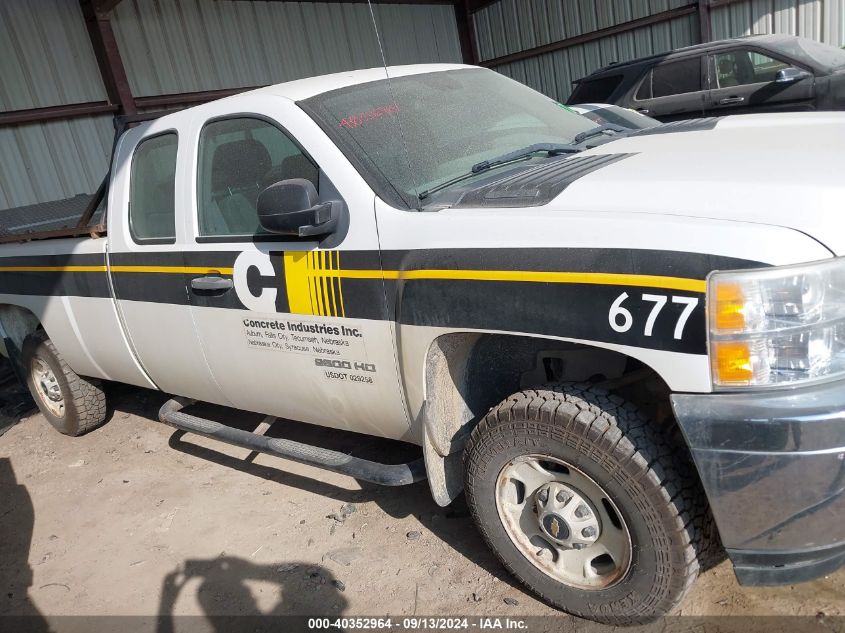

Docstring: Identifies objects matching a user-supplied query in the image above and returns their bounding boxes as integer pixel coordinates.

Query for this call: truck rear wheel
[463,383,708,624]
[22,331,107,436]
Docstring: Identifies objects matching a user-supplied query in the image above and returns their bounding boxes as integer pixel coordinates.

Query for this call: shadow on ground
[156,557,346,633]
[0,457,49,631]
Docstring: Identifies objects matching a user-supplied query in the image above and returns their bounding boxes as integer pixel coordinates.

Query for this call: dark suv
[566,34,845,121]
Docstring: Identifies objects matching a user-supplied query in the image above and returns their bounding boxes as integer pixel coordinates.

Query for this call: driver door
[182,98,410,439]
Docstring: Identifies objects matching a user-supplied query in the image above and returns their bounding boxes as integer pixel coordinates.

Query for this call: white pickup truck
[1,64,843,624]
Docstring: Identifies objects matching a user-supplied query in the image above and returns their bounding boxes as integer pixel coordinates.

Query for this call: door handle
[718,96,745,105]
[190,275,233,292]
[635,108,651,115]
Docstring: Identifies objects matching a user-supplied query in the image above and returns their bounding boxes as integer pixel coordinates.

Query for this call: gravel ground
[1,383,843,631]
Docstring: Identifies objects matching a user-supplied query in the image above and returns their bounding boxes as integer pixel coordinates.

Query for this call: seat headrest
[260,155,319,189]
[211,139,271,193]
[718,58,734,74]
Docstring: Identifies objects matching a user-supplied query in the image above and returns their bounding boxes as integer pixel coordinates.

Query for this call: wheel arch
[0,303,46,377]
[419,331,688,506]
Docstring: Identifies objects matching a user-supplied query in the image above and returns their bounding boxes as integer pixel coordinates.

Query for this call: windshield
[765,36,845,72]
[299,68,596,208]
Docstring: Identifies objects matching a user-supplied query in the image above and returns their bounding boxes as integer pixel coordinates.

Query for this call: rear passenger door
[108,123,222,404]
[630,56,708,121]
[182,97,409,438]
[707,48,815,115]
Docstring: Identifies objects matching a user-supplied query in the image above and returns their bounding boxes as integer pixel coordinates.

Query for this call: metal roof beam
[465,0,498,13]
[0,102,118,127]
[479,3,699,67]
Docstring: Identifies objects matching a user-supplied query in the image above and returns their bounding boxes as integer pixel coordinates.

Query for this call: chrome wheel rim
[31,358,65,418]
[495,455,632,590]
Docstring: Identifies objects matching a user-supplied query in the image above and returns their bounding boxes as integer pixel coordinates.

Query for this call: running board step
[158,398,426,486]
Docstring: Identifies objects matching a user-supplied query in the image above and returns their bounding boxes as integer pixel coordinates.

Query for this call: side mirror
[256,179,343,239]
[775,67,812,83]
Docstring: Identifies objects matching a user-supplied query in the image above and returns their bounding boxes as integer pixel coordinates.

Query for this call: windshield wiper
[572,123,629,145]
[418,143,578,201]
[470,142,580,174]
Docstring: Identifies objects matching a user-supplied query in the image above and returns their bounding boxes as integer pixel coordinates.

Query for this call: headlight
[708,257,845,388]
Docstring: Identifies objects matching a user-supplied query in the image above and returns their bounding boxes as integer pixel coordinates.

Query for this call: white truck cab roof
[251,63,471,101]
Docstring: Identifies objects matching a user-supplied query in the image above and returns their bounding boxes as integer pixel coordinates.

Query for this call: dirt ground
[1,382,843,630]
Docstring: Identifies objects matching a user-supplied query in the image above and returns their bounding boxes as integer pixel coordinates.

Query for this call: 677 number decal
[608,292,699,340]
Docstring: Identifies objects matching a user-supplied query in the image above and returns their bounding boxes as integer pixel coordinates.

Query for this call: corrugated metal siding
[711,0,845,45]
[0,115,113,212]
[0,0,106,111]
[0,0,112,212]
[111,0,462,98]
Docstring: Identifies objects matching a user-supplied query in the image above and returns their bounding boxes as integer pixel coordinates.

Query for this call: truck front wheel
[22,331,107,436]
[463,383,709,624]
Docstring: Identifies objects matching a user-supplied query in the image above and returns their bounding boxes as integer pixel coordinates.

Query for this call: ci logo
[233,251,277,312]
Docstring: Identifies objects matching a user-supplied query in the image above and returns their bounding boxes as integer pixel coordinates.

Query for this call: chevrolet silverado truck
[0,64,843,624]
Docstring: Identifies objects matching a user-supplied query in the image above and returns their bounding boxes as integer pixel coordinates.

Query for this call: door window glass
[649,57,702,98]
[714,50,790,88]
[196,118,318,237]
[129,133,178,242]
[635,70,652,100]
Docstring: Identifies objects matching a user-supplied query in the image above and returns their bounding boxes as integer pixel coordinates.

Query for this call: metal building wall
[0,0,461,212]
[111,0,461,98]
[0,0,114,210]
[710,0,845,44]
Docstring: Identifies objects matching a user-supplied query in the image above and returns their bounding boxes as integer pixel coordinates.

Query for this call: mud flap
[423,424,465,507]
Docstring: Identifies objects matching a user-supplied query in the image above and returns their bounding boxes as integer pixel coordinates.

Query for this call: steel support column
[698,0,713,42]
[454,0,478,65]
[80,0,136,116]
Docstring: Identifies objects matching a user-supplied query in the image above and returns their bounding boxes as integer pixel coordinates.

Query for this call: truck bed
[0,183,106,244]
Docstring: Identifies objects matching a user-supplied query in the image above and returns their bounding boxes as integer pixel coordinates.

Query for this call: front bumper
[671,379,845,586]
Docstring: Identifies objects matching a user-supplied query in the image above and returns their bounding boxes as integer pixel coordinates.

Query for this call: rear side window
[568,75,623,103]
[129,133,178,243]
[196,117,318,238]
[641,57,702,99]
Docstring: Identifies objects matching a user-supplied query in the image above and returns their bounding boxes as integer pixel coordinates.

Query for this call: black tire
[21,330,107,436]
[463,383,713,625]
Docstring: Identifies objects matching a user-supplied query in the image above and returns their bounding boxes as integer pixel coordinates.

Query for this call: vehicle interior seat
[131,178,174,239]
[260,154,319,190]
[718,57,739,87]
[734,54,755,85]
[210,139,271,235]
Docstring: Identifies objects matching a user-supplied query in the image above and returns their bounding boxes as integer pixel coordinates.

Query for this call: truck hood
[558,113,845,255]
